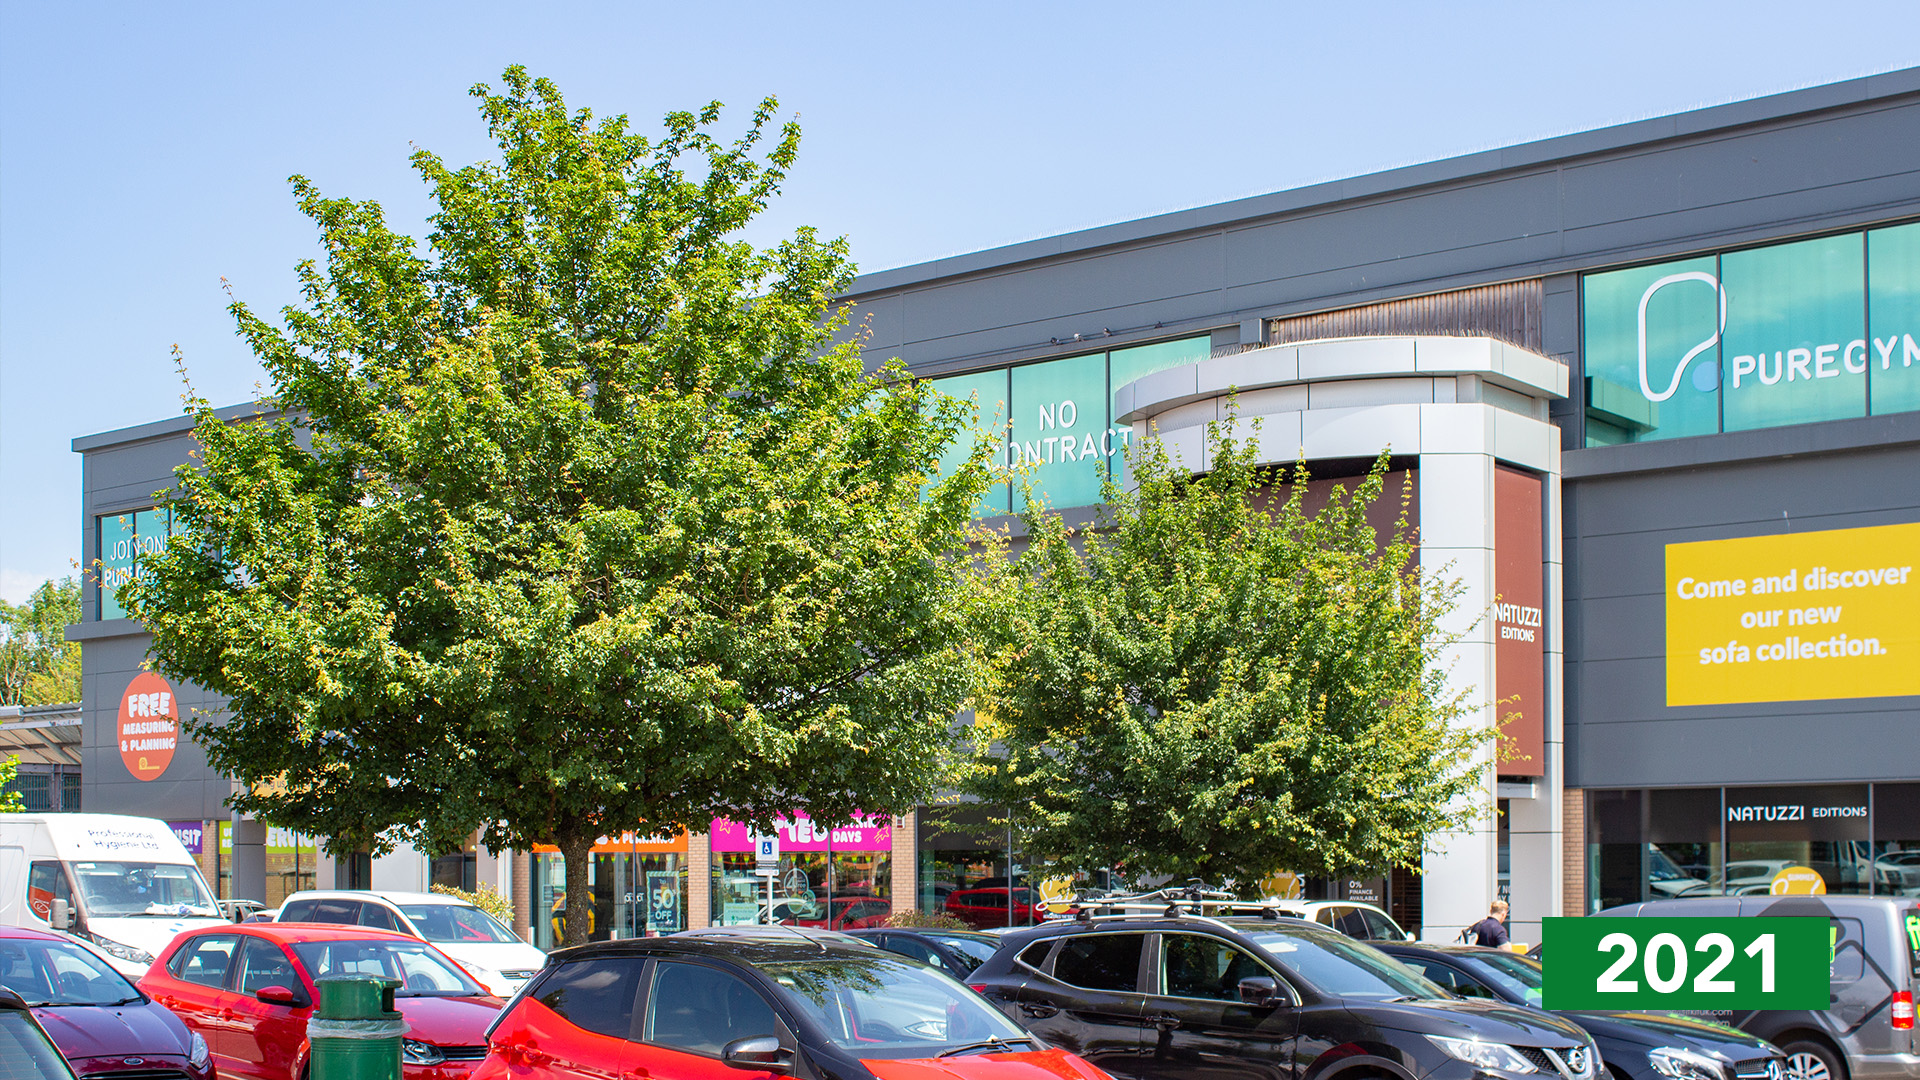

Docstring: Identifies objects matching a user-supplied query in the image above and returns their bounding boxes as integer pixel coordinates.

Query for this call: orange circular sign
[117,672,179,781]
[1769,865,1827,895]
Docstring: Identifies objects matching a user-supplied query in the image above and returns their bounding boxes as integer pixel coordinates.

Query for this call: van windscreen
[70,862,218,918]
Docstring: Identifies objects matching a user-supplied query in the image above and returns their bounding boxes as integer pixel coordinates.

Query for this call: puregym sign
[1666,522,1920,706]
[1582,223,1920,444]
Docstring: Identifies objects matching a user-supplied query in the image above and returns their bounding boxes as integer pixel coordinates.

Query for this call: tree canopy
[127,68,995,942]
[963,417,1490,894]
[1,577,81,707]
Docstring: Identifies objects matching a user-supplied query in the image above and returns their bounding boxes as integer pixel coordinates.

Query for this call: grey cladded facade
[73,68,1920,938]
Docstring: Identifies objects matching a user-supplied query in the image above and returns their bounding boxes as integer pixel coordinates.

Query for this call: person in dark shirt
[1469,900,1510,947]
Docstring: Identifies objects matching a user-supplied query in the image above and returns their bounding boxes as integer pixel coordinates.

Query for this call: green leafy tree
[126,68,995,944]
[1,577,82,707]
[964,416,1489,894]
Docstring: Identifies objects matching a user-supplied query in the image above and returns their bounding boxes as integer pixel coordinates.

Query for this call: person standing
[1469,900,1510,947]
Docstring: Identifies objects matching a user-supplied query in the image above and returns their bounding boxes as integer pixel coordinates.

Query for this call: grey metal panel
[80,634,232,820]
[844,69,1920,299]
[843,77,1920,381]
[1563,442,1920,789]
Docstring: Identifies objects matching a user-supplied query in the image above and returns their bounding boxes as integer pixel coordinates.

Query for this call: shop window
[335,852,372,890]
[537,846,688,950]
[1725,783,1871,896]
[431,853,476,893]
[1581,223,1920,447]
[1869,783,1920,899]
[926,369,1010,517]
[95,507,177,620]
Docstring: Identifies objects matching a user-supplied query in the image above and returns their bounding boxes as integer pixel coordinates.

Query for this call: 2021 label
[1542,917,1829,1010]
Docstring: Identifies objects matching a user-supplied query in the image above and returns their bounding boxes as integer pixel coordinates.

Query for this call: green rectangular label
[1542,917,1829,1011]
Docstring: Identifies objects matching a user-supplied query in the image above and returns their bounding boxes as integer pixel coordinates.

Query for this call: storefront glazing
[530,833,687,950]
[708,814,892,928]
[1587,782,1920,911]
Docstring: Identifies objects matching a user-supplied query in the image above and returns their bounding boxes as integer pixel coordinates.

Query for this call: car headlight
[188,1032,210,1069]
[1648,1047,1729,1080]
[81,931,154,965]
[401,1040,446,1065]
[1428,1035,1539,1073]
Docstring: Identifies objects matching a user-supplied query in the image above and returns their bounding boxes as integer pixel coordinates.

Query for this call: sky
[3,1,1918,603]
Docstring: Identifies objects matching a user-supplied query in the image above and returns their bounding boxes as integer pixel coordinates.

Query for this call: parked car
[0,813,229,976]
[945,886,1043,929]
[676,925,876,949]
[275,889,545,996]
[1595,895,1920,1080]
[784,894,894,931]
[0,985,79,1080]
[0,925,213,1080]
[966,912,1600,1080]
[473,933,1111,1080]
[217,898,267,923]
[1265,899,1416,942]
[136,922,503,1080]
[842,927,1003,979]
[1377,941,1787,1080]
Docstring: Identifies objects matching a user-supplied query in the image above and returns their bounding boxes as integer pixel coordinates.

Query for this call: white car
[274,889,545,996]
[1263,899,1415,942]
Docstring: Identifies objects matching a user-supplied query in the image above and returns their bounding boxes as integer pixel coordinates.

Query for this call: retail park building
[68,69,1920,947]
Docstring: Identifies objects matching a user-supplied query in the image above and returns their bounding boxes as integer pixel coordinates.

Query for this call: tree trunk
[560,829,595,948]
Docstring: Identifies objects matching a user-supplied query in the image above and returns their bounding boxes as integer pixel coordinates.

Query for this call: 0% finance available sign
[1542,917,1828,1011]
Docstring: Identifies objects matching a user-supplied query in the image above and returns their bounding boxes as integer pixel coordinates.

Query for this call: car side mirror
[721,1035,792,1073]
[1404,931,1416,941]
[1237,975,1285,1008]
[255,985,304,1007]
[48,899,72,930]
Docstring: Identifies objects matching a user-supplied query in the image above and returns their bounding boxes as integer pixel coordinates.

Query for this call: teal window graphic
[921,334,1209,517]
[925,368,1011,517]
[96,508,175,620]
[1582,222,1920,446]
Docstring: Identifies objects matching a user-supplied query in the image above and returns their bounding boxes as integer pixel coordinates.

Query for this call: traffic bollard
[308,975,407,1080]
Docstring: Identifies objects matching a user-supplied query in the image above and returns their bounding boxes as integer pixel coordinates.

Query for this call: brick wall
[686,832,711,929]
[890,811,916,915]
[1562,787,1586,916]
[511,850,532,942]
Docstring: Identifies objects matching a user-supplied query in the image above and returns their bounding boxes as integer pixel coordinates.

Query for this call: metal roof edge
[72,399,280,453]
[843,67,1920,298]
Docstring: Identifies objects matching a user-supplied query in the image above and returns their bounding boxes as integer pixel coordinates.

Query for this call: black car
[0,986,78,1079]
[1377,942,1788,1080]
[966,914,1604,1080]
[843,927,1003,980]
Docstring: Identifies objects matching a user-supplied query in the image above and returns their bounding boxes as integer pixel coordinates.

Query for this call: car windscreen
[0,1010,76,1079]
[925,933,999,968]
[69,862,219,918]
[397,903,520,944]
[1464,951,1545,1007]
[291,939,486,996]
[0,938,141,1006]
[762,954,1031,1058]
[1243,926,1446,1001]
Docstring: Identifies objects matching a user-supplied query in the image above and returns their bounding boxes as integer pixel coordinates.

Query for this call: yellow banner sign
[1666,522,1920,706]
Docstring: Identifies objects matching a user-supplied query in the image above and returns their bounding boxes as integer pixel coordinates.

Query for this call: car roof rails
[1060,879,1297,925]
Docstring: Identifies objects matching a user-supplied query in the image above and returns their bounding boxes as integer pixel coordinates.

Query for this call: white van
[0,813,228,976]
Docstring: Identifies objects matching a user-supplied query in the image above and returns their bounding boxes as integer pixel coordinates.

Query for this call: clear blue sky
[3,1,1917,602]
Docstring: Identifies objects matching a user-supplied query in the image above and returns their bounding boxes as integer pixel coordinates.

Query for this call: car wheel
[1779,1040,1844,1080]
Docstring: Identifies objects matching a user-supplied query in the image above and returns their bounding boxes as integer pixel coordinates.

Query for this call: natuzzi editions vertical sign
[1665,522,1920,706]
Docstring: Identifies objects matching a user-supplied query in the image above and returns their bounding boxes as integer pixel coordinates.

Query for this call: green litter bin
[309,975,407,1080]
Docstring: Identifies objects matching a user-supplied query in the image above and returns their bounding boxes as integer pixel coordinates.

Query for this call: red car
[944,887,1042,929]
[784,895,894,931]
[474,935,1112,1080]
[137,922,503,1080]
[0,925,213,1080]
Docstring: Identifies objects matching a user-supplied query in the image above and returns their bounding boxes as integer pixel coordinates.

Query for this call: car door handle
[1020,1003,1059,1018]
[1151,1013,1181,1031]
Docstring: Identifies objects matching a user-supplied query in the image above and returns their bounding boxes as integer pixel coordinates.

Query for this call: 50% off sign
[1542,918,1829,1010]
